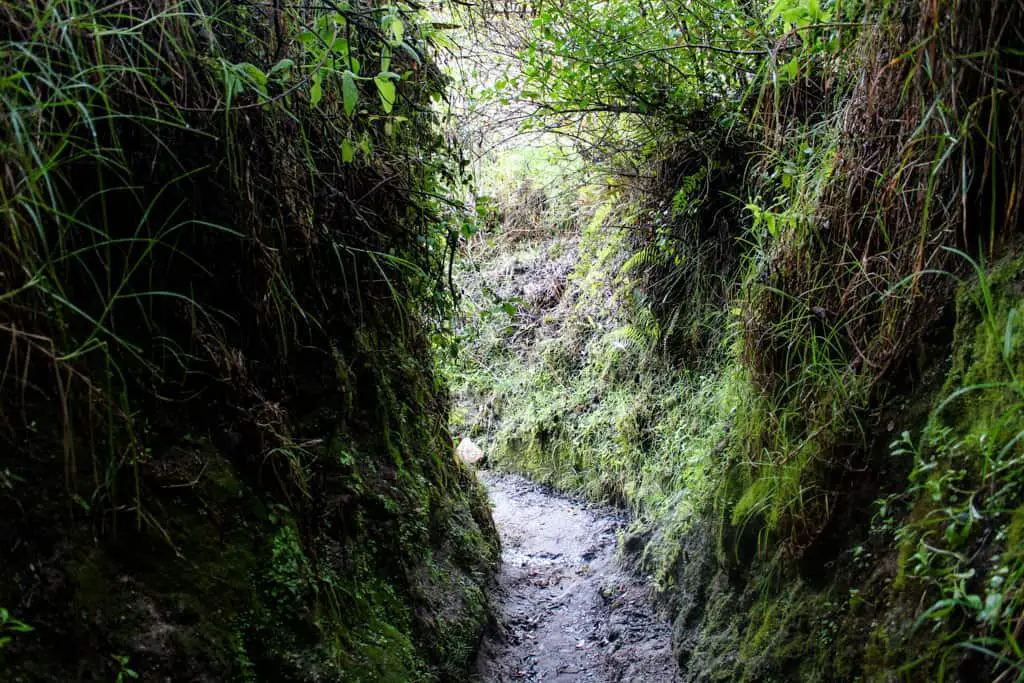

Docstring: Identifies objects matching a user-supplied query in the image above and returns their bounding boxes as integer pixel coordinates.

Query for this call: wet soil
[472,472,681,682]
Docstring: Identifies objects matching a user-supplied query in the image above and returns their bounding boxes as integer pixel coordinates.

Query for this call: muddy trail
[472,473,680,682]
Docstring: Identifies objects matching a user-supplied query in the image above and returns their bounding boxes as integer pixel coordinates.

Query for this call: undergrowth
[0,0,496,680]
[451,0,1024,679]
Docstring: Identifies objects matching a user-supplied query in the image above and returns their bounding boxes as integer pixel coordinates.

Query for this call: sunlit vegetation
[450,0,1024,679]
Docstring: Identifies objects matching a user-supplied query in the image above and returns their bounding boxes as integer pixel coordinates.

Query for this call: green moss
[0,1,498,680]
[1007,505,1024,549]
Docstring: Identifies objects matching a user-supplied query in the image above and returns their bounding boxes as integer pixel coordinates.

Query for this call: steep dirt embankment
[0,2,496,681]
[473,473,679,682]
[452,0,1024,679]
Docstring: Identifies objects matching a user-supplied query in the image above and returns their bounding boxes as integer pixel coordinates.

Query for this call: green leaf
[388,17,404,46]
[331,37,350,63]
[782,57,799,81]
[399,43,422,65]
[980,592,1004,624]
[1004,307,1017,362]
[342,139,354,163]
[342,71,358,116]
[240,63,268,96]
[269,58,294,75]
[310,72,323,108]
[374,74,396,113]
[782,8,804,24]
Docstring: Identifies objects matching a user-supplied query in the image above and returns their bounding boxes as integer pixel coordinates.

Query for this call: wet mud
[473,473,680,682]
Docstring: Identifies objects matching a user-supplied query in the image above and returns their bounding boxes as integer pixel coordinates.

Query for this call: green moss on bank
[451,0,1024,675]
[0,0,498,680]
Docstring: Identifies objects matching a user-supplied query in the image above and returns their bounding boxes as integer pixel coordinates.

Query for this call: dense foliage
[3,0,1023,678]
[453,0,1024,679]
[0,1,496,680]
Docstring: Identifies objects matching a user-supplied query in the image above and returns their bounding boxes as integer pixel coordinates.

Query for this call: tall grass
[1,0,228,525]
[727,0,1024,554]
[0,0,460,527]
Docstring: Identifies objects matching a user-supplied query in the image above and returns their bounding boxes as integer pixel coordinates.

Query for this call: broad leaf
[375,74,396,113]
[342,71,359,116]
[388,17,404,46]
[269,58,294,75]
[310,71,323,108]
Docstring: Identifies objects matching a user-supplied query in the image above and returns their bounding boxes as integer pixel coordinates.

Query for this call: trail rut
[472,472,681,682]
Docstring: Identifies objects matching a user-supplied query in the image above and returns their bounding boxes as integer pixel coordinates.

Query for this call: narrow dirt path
[472,472,681,682]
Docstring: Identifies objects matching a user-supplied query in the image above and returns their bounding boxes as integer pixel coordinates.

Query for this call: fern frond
[621,245,669,276]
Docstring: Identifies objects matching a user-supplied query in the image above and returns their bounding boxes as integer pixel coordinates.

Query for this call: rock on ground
[458,437,486,465]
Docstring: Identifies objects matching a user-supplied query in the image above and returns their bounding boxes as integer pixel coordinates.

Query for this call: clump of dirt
[473,473,679,682]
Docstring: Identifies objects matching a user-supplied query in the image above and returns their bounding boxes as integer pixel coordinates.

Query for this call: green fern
[671,168,708,218]
[621,245,671,277]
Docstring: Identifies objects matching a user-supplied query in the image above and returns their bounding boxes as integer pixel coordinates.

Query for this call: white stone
[456,437,485,465]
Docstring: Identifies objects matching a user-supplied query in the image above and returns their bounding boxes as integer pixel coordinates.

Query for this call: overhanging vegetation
[450,0,1024,679]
